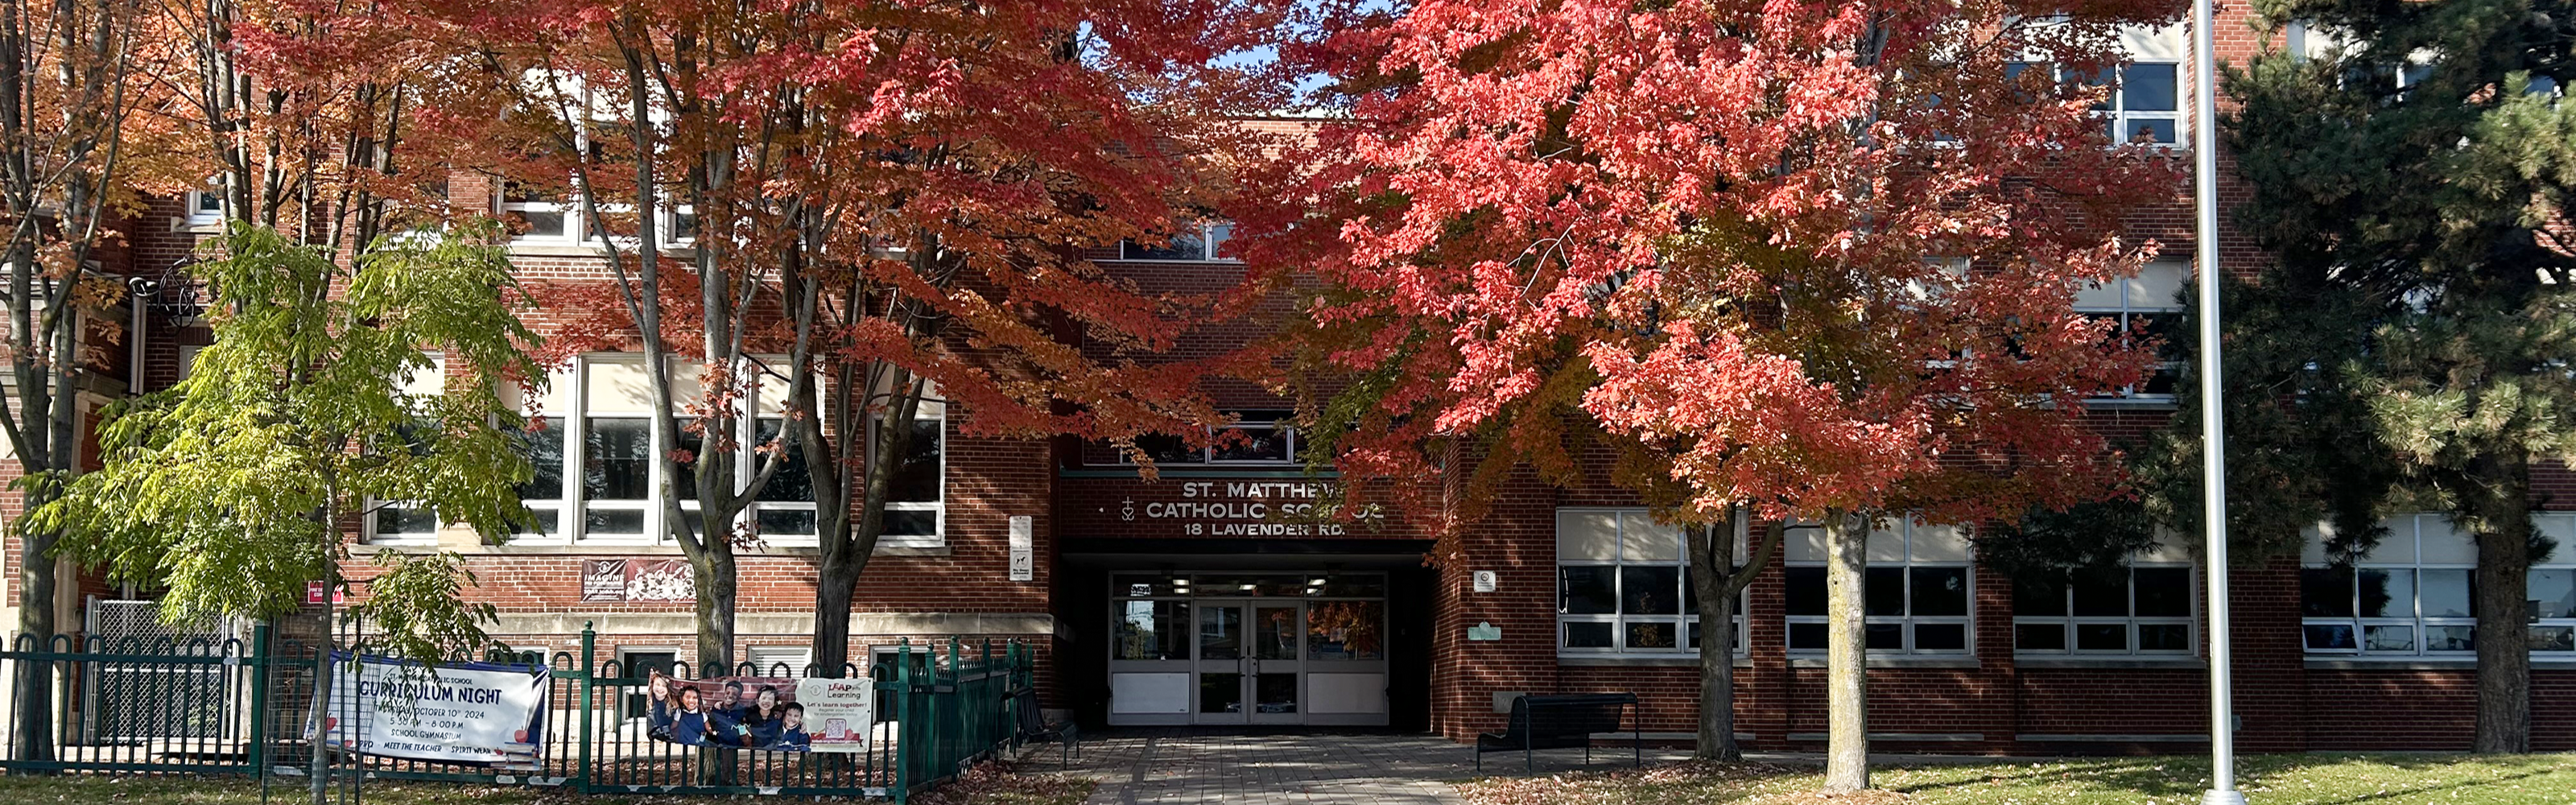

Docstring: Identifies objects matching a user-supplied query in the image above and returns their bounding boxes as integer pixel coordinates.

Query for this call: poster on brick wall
[581,559,695,602]
[640,671,813,750]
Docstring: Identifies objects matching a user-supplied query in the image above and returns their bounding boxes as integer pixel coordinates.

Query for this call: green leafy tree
[2203,1,2576,753]
[27,222,541,801]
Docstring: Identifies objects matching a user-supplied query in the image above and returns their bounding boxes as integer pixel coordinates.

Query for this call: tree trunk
[1689,510,1785,762]
[813,565,859,677]
[2470,452,2532,753]
[1822,510,1868,791]
[10,526,56,766]
[693,547,738,675]
[308,563,336,805]
[1690,518,1740,762]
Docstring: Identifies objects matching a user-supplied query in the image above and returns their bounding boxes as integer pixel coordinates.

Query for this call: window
[502,181,578,243]
[2075,260,2188,399]
[2301,514,2479,655]
[1118,221,1235,262]
[620,649,681,719]
[2005,61,2182,145]
[745,645,813,678]
[504,355,832,545]
[1784,517,1974,654]
[877,388,945,548]
[365,357,449,545]
[1556,510,1746,657]
[1121,411,1299,465]
[500,183,695,247]
[2014,551,2195,655]
[184,187,223,225]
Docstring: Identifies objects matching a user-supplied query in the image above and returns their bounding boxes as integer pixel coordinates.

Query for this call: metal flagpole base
[2202,790,2250,805]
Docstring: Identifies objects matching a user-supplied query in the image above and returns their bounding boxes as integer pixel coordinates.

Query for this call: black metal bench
[1008,687,1078,765]
[1474,693,1639,772]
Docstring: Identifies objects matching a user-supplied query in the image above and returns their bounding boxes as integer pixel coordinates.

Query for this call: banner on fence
[644,671,838,751]
[794,677,875,753]
[320,652,550,766]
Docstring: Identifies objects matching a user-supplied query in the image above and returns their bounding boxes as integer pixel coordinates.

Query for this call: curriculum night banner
[319,652,551,766]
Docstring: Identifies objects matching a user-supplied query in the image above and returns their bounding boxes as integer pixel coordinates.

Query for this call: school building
[6,10,2576,755]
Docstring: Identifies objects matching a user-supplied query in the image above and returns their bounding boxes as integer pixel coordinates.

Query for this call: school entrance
[1104,573,1389,726]
[1055,541,1435,730]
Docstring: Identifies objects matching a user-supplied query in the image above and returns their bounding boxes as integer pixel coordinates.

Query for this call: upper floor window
[500,181,695,248]
[452,354,873,547]
[2077,260,2188,400]
[365,356,451,546]
[1556,509,1748,658]
[2006,61,2182,146]
[874,388,946,549]
[1119,221,1234,262]
[1784,517,1974,655]
[1123,411,1299,465]
[2013,535,2196,656]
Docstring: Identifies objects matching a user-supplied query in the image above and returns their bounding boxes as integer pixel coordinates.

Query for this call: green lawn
[0,765,1092,805]
[1460,753,2576,805]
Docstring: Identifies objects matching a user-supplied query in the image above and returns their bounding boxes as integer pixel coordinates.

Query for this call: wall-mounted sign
[1116,481,1386,537]
[1472,571,1496,592]
[1467,621,1502,642]
[581,559,695,602]
[1008,516,1035,582]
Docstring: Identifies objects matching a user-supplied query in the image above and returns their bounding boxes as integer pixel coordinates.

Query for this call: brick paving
[1022,729,1695,805]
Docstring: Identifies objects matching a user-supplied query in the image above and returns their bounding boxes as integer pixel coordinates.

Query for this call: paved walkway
[1018,729,1693,805]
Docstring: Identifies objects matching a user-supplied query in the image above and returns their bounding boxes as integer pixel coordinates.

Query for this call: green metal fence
[0,625,1041,802]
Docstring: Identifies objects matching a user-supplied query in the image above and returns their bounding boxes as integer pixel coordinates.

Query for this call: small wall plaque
[1472,570,1496,592]
[1467,621,1502,642]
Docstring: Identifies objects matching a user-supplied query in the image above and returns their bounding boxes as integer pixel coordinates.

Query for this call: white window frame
[184,188,224,227]
[1117,220,1236,262]
[363,355,448,546]
[2077,260,2189,402]
[1554,508,1749,659]
[499,354,861,547]
[1783,518,1976,656]
[874,387,946,550]
[2012,563,2198,656]
[745,644,814,678]
[2301,513,2481,657]
[2003,60,2184,147]
[502,190,696,250]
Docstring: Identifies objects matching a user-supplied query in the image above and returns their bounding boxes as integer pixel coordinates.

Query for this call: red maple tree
[1272,0,2185,780]
[418,0,1308,676]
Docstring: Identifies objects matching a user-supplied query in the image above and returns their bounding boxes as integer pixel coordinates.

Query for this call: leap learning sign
[319,653,549,766]
[794,677,876,753]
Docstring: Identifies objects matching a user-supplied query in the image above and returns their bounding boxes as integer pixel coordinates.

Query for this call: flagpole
[2191,0,2244,800]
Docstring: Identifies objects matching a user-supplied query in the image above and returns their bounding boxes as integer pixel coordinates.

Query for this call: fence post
[248,623,270,780]
[576,623,595,791]
[894,639,913,803]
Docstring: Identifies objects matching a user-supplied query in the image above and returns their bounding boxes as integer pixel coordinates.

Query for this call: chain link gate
[80,599,237,745]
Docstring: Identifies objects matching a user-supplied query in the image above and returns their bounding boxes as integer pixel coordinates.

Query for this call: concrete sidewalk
[1018,729,1695,805]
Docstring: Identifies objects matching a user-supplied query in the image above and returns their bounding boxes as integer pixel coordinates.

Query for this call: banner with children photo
[641,671,816,751]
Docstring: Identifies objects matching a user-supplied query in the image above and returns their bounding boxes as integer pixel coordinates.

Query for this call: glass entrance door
[1247,604,1302,724]
[1193,601,1307,724]
[1106,572,1390,728]
[1194,601,1250,724]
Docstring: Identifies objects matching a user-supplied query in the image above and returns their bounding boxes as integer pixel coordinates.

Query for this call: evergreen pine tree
[2211,0,2574,752]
